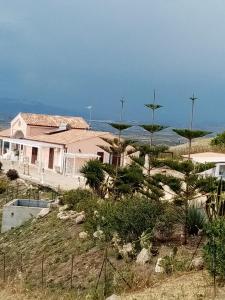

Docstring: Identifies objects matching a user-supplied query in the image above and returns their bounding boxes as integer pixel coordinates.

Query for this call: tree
[173,129,211,159]
[152,159,215,243]
[81,159,105,197]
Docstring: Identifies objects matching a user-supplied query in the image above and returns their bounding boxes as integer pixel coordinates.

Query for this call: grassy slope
[0,210,104,298]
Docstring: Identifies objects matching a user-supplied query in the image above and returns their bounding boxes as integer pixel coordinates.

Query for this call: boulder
[136,248,151,265]
[155,258,164,273]
[79,231,88,240]
[75,214,86,224]
[37,207,50,218]
[57,210,77,220]
[191,257,204,270]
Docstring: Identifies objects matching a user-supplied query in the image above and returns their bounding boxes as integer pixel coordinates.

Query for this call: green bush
[62,188,94,210]
[187,206,206,235]
[211,131,225,146]
[203,218,225,278]
[6,169,19,181]
[85,196,166,243]
[0,179,8,194]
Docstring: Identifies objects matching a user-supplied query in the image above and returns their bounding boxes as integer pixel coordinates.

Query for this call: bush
[62,188,94,210]
[0,179,8,194]
[6,169,19,181]
[203,218,225,278]
[187,206,206,235]
[85,196,166,243]
[211,131,225,146]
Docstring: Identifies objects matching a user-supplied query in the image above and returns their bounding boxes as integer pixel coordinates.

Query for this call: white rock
[75,214,85,224]
[79,231,88,240]
[106,294,121,300]
[191,257,204,270]
[57,210,77,220]
[37,207,50,218]
[155,258,164,273]
[93,229,105,240]
[136,248,151,265]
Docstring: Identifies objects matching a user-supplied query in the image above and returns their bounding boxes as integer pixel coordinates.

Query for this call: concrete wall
[1,199,49,233]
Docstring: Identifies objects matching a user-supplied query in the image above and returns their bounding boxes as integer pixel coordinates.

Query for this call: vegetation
[211,131,225,147]
[6,169,19,181]
[62,188,94,210]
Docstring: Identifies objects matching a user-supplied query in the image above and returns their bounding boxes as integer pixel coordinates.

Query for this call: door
[97,151,104,163]
[48,148,54,169]
[111,153,121,167]
[31,147,38,164]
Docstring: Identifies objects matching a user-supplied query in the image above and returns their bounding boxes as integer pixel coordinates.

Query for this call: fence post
[70,255,74,288]
[3,253,6,282]
[41,256,44,288]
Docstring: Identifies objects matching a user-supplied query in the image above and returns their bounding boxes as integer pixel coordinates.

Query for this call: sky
[0,0,225,126]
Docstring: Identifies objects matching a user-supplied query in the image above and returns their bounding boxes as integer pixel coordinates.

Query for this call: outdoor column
[72,156,76,177]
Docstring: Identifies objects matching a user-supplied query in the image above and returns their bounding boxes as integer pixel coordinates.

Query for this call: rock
[57,210,77,220]
[106,294,121,300]
[79,231,88,240]
[136,248,151,265]
[191,257,204,270]
[93,229,105,240]
[155,258,164,273]
[59,204,69,212]
[37,207,50,218]
[75,214,85,224]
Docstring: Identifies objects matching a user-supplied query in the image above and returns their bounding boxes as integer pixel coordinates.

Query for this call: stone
[155,258,164,273]
[93,229,105,240]
[37,207,50,218]
[136,248,151,265]
[57,210,77,220]
[79,231,88,240]
[191,257,204,270]
[106,294,121,300]
[75,214,85,224]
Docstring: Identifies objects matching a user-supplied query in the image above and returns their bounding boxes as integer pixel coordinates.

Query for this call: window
[97,152,104,163]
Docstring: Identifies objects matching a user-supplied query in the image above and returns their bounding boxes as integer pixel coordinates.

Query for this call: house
[0,113,126,176]
[182,152,225,178]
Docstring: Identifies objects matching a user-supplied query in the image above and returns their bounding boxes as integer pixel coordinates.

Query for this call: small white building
[182,152,225,178]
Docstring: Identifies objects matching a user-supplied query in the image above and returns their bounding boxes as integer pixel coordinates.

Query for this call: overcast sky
[0,0,225,125]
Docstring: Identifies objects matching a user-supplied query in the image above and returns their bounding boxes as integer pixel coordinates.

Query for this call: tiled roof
[27,129,114,146]
[0,128,11,138]
[20,113,89,129]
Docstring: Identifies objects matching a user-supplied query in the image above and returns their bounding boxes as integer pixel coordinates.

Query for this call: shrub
[85,196,166,243]
[203,218,225,278]
[0,179,8,194]
[6,169,19,181]
[211,131,225,146]
[63,188,94,210]
[81,159,105,196]
[187,206,206,235]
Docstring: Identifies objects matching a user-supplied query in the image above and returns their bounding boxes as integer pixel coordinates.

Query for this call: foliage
[85,196,165,243]
[211,131,225,146]
[98,137,135,156]
[62,188,94,210]
[0,161,2,171]
[81,159,105,196]
[0,179,8,194]
[186,206,206,235]
[113,163,145,196]
[6,169,19,181]
[173,129,211,140]
[145,103,162,110]
[152,173,182,193]
[203,218,225,278]
[108,123,131,131]
[140,124,167,134]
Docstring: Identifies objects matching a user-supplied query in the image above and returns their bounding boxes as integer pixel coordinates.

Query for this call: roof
[0,128,11,138]
[182,152,225,163]
[20,113,89,129]
[26,129,114,146]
